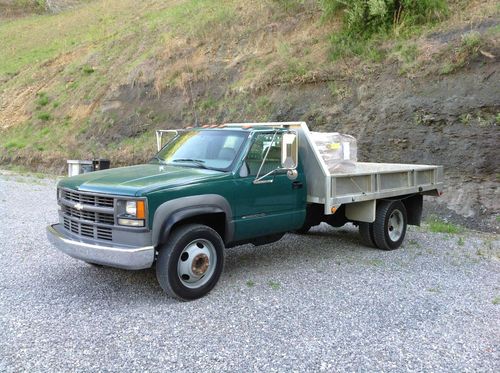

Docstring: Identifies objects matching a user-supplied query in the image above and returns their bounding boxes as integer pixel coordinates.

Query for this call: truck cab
[47,122,443,300]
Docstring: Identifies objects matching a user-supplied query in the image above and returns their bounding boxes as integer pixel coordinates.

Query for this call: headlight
[126,201,137,216]
[117,199,146,227]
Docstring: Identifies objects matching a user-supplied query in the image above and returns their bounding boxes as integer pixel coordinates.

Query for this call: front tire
[372,200,407,250]
[156,224,225,301]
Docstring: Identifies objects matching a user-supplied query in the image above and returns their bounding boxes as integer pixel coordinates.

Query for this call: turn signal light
[136,200,145,220]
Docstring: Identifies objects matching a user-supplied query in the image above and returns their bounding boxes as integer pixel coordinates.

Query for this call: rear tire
[373,200,407,250]
[156,224,225,301]
[359,222,376,248]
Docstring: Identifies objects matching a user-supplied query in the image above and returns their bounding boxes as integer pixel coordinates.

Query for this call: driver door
[232,132,306,241]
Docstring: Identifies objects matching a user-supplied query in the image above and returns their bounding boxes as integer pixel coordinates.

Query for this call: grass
[427,287,441,293]
[4,139,27,150]
[268,280,281,290]
[392,42,420,74]
[82,65,95,75]
[36,112,51,121]
[493,296,500,305]
[246,280,255,288]
[439,30,486,75]
[35,92,49,106]
[427,216,463,234]
[365,258,384,267]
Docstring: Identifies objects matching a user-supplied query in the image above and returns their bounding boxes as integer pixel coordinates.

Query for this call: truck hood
[58,164,227,196]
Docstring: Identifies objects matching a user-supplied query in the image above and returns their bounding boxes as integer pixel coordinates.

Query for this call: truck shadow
[47,225,374,301]
[223,225,375,275]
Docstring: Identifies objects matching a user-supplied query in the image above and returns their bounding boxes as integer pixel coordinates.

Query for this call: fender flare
[152,194,233,246]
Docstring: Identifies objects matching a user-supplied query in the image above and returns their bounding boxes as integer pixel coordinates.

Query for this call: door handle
[292,181,303,189]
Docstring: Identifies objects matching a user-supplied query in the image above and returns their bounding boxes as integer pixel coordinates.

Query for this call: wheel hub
[191,253,209,276]
[388,209,404,242]
[177,239,217,289]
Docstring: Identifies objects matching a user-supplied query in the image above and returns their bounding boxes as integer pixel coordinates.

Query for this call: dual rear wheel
[359,200,408,250]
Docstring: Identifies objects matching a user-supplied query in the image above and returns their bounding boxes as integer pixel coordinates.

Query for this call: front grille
[62,189,114,208]
[63,217,113,241]
[60,189,115,241]
[62,205,114,225]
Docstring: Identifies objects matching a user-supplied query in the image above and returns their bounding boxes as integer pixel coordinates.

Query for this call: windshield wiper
[172,158,207,169]
[151,155,166,164]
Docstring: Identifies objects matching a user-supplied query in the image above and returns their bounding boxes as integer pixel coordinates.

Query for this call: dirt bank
[102,41,498,232]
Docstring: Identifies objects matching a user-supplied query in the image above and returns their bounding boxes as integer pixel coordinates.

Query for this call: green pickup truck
[47,122,443,300]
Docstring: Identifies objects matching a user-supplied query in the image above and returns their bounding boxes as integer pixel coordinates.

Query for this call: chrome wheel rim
[388,209,404,242]
[177,239,216,289]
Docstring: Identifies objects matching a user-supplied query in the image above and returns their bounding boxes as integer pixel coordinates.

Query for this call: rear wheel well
[398,194,423,226]
[170,213,226,243]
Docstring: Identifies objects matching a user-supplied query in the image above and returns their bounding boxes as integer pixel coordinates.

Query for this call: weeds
[35,92,49,107]
[461,31,482,51]
[246,280,255,288]
[427,216,463,234]
[427,287,441,293]
[36,112,51,121]
[268,280,281,290]
[440,62,456,75]
[439,31,485,75]
[493,296,500,305]
[366,258,384,267]
[392,42,419,74]
[255,96,272,112]
[4,140,27,150]
[82,65,95,75]
[459,113,472,125]
[457,237,465,246]
[198,97,217,111]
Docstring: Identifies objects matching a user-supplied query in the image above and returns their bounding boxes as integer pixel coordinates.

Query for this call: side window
[245,133,282,176]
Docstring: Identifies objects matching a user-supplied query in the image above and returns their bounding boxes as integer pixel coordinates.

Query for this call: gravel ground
[0,172,499,372]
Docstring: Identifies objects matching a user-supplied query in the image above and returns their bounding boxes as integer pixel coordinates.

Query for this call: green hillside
[0,0,498,171]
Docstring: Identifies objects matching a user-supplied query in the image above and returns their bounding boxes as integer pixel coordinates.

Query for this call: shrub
[320,0,449,58]
[321,0,448,36]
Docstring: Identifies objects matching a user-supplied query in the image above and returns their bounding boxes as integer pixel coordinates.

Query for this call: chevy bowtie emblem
[74,203,84,211]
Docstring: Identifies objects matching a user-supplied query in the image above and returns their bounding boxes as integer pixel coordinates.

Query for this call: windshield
[152,130,248,171]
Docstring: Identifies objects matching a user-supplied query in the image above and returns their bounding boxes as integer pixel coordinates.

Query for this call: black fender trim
[152,195,233,246]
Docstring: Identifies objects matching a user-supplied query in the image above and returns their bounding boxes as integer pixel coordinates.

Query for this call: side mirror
[281,133,298,170]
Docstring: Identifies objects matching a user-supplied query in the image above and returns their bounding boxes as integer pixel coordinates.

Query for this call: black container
[92,159,110,171]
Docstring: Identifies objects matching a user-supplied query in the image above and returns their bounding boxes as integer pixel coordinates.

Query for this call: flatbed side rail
[328,165,444,207]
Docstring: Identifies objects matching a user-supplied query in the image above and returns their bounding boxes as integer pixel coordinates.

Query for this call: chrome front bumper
[46,224,155,270]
